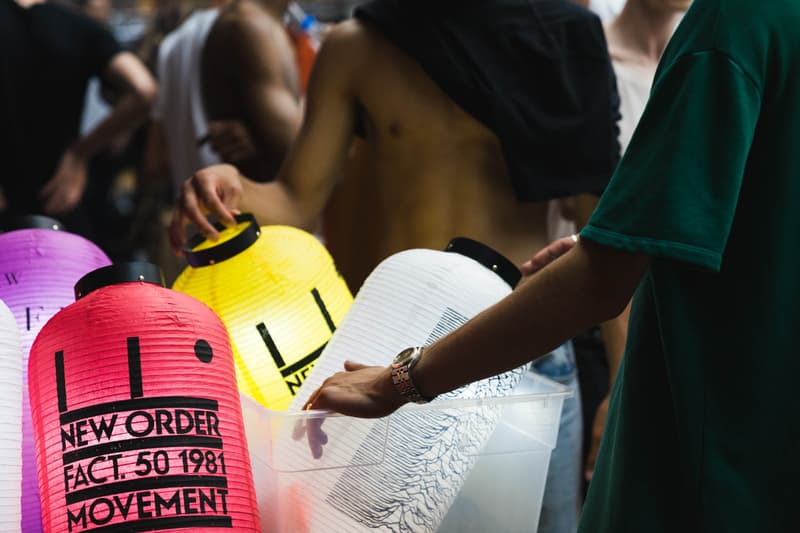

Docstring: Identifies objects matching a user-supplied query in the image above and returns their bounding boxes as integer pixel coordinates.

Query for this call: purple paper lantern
[0,218,110,532]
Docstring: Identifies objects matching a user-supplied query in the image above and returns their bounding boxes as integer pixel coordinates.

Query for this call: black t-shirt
[354,0,621,202]
[0,0,121,215]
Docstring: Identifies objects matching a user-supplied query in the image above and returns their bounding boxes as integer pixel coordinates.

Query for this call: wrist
[379,367,409,409]
[410,345,436,400]
[390,346,437,404]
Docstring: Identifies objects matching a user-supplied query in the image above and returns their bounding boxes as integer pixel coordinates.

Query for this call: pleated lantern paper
[172,214,353,410]
[282,238,528,532]
[0,215,111,532]
[0,299,23,532]
[28,263,260,532]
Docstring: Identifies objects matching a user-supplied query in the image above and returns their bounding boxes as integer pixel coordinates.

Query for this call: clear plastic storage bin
[242,371,570,533]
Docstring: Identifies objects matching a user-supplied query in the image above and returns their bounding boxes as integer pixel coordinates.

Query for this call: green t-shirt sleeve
[581,50,762,271]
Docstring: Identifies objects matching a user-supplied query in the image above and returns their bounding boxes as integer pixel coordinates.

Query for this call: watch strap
[391,346,434,404]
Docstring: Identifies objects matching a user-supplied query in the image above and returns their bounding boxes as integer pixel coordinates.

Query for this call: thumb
[343,360,370,371]
[521,235,578,277]
[520,259,536,277]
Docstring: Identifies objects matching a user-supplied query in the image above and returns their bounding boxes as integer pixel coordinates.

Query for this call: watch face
[392,347,416,367]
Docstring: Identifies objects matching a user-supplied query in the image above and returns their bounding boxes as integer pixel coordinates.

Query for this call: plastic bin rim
[246,374,573,419]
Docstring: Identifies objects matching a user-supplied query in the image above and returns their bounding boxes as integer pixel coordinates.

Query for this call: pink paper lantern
[29,263,260,532]
[0,216,111,532]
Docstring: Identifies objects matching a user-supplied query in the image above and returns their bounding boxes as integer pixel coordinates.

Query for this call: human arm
[544,191,630,479]
[209,15,302,171]
[40,52,157,214]
[305,240,649,417]
[523,194,628,385]
[169,22,362,248]
[205,120,259,164]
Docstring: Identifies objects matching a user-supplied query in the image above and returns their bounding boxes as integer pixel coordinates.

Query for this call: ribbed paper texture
[279,248,526,532]
[173,225,352,410]
[29,282,259,532]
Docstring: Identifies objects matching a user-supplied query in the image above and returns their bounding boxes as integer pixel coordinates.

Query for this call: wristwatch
[390,346,435,404]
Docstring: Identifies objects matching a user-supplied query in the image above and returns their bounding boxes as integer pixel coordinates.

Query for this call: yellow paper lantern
[173,215,353,410]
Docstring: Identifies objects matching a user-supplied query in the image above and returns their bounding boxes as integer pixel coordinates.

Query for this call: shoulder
[320,19,375,52]
[215,1,283,44]
[209,2,290,72]
[314,19,375,73]
[659,0,798,92]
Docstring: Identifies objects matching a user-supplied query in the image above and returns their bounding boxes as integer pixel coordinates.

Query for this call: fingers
[169,165,243,251]
[585,395,609,482]
[208,121,254,163]
[38,177,59,202]
[299,386,329,459]
[179,179,220,241]
[39,179,80,215]
[292,419,306,441]
[306,416,328,459]
[303,386,323,411]
[585,433,601,481]
[195,177,238,227]
[343,360,370,371]
[210,136,243,161]
[520,235,578,276]
[168,212,188,253]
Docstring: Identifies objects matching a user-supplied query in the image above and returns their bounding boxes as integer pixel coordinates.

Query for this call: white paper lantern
[285,238,527,532]
[0,298,22,533]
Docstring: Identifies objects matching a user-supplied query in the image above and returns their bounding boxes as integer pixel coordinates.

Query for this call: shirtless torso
[201,0,301,179]
[174,18,576,289]
[319,21,549,287]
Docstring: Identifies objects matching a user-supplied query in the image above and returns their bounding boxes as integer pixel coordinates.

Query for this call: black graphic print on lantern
[255,288,337,396]
[55,337,234,532]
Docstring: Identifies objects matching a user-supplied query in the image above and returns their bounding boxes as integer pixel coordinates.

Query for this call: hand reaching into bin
[297,360,407,459]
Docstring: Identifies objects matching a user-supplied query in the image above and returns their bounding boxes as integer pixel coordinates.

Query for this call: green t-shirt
[579,1,800,531]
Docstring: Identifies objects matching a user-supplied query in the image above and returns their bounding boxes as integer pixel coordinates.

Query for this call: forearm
[413,241,645,397]
[572,193,629,387]
[238,176,321,232]
[73,90,153,159]
[251,101,302,168]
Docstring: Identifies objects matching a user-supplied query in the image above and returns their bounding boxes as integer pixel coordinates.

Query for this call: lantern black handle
[75,262,165,300]
[445,237,522,289]
[183,213,261,267]
[1,214,64,232]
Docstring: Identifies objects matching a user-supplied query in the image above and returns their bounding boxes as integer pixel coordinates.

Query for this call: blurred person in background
[199,0,303,180]
[170,1,623,530]
[605,0,688,152]
[77,0,152,259]
[0,0,156,236]
[140,3,224,282]
[141,0,304,282]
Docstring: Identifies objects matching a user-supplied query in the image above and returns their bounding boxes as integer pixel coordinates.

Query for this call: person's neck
[611,1,685,65]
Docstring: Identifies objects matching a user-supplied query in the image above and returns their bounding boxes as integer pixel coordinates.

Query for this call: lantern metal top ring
[184,213,262,267]
[0,214,63,233]
[445,237,522,289]
[74,262,166,300]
